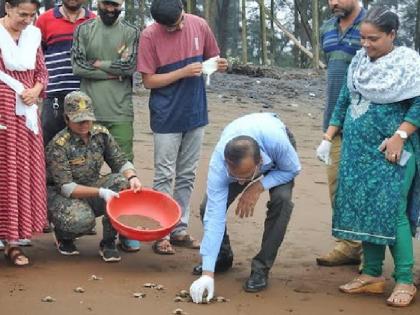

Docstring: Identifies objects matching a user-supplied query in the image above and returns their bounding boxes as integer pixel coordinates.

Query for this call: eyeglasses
[226,164,259,183]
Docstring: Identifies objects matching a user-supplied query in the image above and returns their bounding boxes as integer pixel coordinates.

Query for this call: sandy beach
[1,70,419,315]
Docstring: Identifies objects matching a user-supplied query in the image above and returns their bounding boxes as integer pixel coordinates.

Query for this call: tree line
[1,0,420,69]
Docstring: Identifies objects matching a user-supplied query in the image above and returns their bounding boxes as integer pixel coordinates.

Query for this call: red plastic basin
[106,188,181,241]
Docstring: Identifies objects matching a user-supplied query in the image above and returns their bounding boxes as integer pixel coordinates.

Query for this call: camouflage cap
[64,91,96,123]
[98,0,124,5]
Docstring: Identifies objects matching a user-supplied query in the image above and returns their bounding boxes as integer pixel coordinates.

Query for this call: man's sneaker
[57,239,79,256]
[99,241,121,263]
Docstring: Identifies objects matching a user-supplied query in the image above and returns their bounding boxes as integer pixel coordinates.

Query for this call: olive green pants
[327,135,361,258]
[362,151,415,284]
[98,121,134,161]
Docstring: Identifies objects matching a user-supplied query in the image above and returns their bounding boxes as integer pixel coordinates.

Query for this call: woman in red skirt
[0,0,48,266]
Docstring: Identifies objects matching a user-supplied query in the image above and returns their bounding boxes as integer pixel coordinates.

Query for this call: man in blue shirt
[189,113,301,302]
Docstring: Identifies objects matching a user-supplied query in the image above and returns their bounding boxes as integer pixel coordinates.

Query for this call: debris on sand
[172,308,187,315]
[74,287,85,293]
[89,275,103,281]
[133,292,146,299]
[215,296,230,303]
[176,290,189,298]
[41,296,55,303]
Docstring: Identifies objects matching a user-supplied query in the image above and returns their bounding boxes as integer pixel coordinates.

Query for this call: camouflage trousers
[47,174,128,242]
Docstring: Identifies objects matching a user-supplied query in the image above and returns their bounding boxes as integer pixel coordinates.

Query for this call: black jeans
[200,181,294,275]
[41,95,66,146]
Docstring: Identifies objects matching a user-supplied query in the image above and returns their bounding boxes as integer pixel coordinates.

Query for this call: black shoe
[57,239,79,256]
[99,240,121,263]
[243,271,268,293]
[192,257,233,275]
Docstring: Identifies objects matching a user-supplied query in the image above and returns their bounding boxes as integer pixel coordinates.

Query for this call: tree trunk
[311,0,320,69]
[138,0,145,30]
[416,0,420,52]
[294,0,313,46]
[259,0,268,65]
[241,0,248,63]
[263,6,326,68]
[186,0,192,13]
[218,0,230,57]
[204,0,211,21]
[293,0,300,66]
[270,0,276,65]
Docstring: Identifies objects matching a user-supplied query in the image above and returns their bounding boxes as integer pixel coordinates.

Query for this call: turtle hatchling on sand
[172,308,187,315]
[143,283,156,288]
[74,287,85,293]
[133,292,146,298]
[41,296,55,303]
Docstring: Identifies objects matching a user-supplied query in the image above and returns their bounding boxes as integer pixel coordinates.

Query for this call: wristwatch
[395,130,408,140]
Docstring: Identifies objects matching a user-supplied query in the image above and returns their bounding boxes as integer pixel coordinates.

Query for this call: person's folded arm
[95,28,140,76]
[71,25,111,80]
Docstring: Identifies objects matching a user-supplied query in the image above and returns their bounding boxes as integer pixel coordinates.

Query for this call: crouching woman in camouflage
[46,91,142,262]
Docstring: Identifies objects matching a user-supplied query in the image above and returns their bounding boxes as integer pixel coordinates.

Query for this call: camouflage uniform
[46,92,131,242]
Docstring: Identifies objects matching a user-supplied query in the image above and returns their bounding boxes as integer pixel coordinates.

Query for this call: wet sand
[0,71,419,315]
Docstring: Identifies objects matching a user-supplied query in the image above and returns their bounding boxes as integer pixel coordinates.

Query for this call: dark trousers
[41,95,66,146]
[199,181,294,275]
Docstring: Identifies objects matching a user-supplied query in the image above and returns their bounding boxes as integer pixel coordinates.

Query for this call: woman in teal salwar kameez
[318,8,420,307]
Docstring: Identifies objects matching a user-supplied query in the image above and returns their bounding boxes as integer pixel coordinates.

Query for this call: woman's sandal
[339,275,385,294]
[152,239,175,255]
[386,284,417,307]
[4,246,30,267]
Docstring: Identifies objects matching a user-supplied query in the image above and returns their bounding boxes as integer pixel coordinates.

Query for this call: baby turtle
[173,296,183,303]
[74,287,85,293]
[143,283,156,288]
[41,296,55,303]
[89,275,103,281]
[133,292,146,298]
[155,284,165,291]
[172,308,187,315]
[178,290,189,298]
[216,296,229,303]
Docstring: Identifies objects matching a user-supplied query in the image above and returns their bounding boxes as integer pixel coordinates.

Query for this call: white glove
[190,275,214,304]
[98,188,119,202]
[316,140,332,165]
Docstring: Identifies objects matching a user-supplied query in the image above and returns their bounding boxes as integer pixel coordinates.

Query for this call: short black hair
[224,136,261,167]
[6,0,40,8]
[151,0,183,26]
[363,7,399,34]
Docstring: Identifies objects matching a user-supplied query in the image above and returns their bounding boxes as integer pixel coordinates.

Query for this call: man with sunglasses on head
[71,0,141,252]
[137,0,228,255]
[189,113,301,303]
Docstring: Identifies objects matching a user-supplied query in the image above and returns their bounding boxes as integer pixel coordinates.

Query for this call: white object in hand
[202,56,218,86]
[0,124,6,130]
[316,140,332,165]
[190,275,214,304]
[99,188,119,202]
